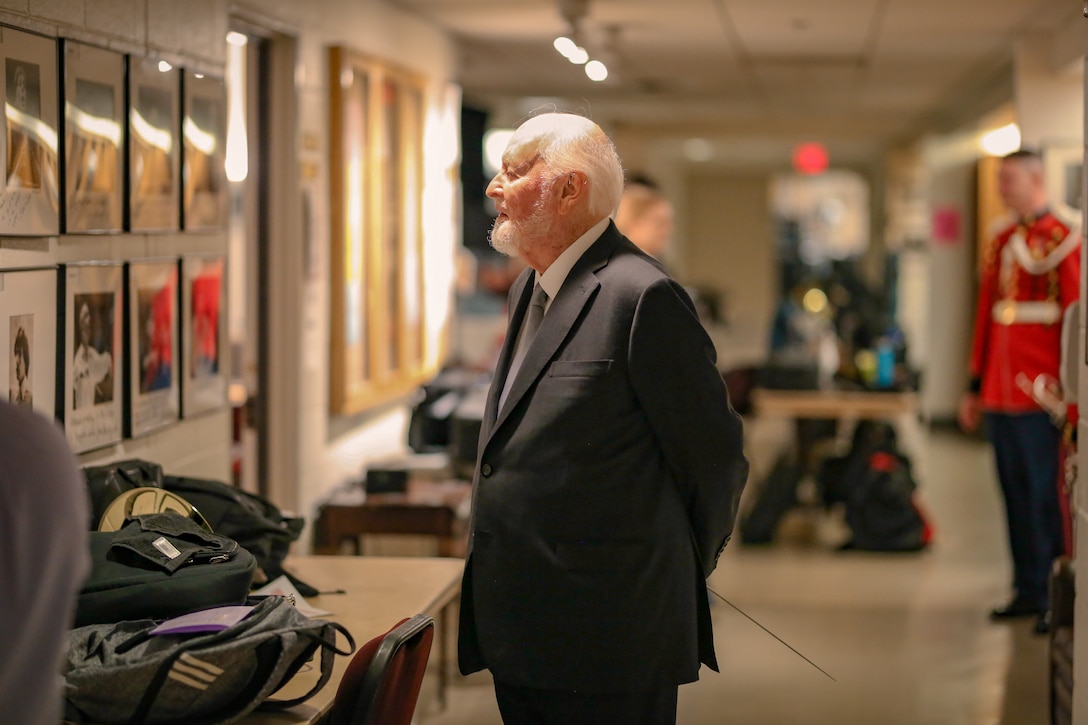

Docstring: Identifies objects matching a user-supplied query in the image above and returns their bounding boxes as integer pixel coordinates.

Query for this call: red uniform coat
[969,211,1080,413]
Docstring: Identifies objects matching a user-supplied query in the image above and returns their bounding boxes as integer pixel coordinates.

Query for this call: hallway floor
[419,426,1051,725]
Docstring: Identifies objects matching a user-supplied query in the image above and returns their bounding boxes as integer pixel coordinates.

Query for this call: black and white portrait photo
[8,314,32,407]
[71,292,114,410]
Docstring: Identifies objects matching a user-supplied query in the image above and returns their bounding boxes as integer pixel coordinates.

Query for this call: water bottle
[876,339,895,389]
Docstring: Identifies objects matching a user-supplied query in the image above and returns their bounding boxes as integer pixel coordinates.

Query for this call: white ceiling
[390,0,1074,150]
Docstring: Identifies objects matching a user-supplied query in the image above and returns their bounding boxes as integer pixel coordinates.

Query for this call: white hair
[515,113,624,219]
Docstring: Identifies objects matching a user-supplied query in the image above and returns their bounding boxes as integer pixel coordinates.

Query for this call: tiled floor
[419,423,1050,725]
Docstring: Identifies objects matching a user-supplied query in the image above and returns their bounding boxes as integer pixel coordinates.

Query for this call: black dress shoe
[989,598,1043,620]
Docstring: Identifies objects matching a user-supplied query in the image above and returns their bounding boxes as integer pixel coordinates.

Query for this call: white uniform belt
[992,300,1061,325]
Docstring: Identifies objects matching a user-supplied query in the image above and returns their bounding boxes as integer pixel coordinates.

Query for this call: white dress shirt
[498,217,611,413]
[537,217,611,313]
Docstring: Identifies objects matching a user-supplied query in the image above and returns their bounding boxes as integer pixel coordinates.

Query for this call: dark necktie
[498,283,548,413]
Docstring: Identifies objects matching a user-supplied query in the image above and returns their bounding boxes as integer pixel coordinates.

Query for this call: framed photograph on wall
[128,56,180,232]
[0,267,56,417]
[181,72,227,230]
[60,262,123,453]
[127,259,180,436]
[327,47,435,417]
[62,40,124,233]
[181,254,226,416]
[0,26,59,235]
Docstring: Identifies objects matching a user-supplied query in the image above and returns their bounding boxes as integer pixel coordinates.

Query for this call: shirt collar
[537,217,610,310]
[1020,208,1051,227]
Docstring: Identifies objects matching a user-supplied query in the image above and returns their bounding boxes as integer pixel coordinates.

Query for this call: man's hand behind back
[958,393,982,433]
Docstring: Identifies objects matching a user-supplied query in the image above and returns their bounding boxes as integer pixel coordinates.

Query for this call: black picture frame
[181,71,227,230]
[0,25,59,235]
[126,258,180,437]
[61,40,125,234]
[180,254,226,417]
[128,56,180,232]
[0,266,56,418]
[60,262,124,453]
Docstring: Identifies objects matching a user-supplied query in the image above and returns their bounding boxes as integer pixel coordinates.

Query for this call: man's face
[998,159,1040,214]
[486,134,556,257]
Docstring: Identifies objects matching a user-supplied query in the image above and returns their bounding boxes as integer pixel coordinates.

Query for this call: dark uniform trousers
[494,681,679,725]
[986,411,1063,608]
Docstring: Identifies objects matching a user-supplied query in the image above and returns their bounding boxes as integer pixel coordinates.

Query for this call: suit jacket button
[481,464,493,477]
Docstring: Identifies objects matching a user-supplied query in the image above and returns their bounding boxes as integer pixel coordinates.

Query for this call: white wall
[681,171,775,368]
[916,131,982,422]
[0,2,461,543]
[0,0,232,478]
[232,1,460,536]
[1014,31,1083,148]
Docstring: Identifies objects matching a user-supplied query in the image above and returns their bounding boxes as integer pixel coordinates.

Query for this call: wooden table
[241,556,464,724]
[751,387,921,464]
[751,388,918,420]
[312,480,472,558]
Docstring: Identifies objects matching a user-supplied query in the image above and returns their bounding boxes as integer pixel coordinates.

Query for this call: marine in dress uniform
[965,152,1081,632]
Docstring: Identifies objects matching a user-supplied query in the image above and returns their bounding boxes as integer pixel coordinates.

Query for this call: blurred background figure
[959,148,1080,633]
[615,175,674,262]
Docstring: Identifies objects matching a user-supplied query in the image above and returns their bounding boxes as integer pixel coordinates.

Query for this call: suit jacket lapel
[486,224,621,439]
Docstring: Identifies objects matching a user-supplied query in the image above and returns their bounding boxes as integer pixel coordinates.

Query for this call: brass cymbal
[97,486,213,533]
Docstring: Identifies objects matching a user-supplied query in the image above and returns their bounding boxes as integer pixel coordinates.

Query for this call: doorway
[224,18,301,508]
[225,26,265,495]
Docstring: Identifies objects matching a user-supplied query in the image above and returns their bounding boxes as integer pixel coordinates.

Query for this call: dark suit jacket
[458,222,748,693]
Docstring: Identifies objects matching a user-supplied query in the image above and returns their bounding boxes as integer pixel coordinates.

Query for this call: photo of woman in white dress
[71,296,113,409]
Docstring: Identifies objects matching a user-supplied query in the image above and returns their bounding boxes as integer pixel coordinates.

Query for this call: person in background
[0,400,90,723]
[614,175,675,262]
[958,148,1081,634]
[458,113,747,725]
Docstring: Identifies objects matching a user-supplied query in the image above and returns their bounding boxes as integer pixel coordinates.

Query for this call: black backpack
[739,454,803,545]
[162,475,315,596]
[819,421,931,552]
[843,447,930,552]
[82,459,164,530]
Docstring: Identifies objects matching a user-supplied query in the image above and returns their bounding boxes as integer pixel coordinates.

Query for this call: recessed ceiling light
[980,123,1021,156]
[585,60,608,82]
[683,138,714,162]
[554,36,577,58]
[568,46,589,65]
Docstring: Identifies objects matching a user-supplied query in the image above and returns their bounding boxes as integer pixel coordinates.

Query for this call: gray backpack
[63,596,355,724]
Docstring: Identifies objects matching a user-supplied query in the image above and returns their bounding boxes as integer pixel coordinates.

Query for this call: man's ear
[556,170,589,214]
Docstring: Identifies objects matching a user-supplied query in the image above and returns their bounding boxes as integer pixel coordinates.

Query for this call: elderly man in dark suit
[458,112,748,725]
